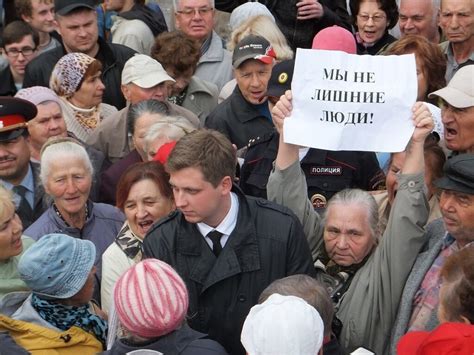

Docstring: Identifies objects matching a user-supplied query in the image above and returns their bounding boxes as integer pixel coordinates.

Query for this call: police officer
[240,59,385,207]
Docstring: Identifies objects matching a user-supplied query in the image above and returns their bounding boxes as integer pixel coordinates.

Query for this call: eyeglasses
[176,7,214,16]
[5,47,36,58]
[357,14,387,23]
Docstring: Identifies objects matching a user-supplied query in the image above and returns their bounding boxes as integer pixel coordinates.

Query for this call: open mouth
[138,220,153,229]
[444,127,457,140]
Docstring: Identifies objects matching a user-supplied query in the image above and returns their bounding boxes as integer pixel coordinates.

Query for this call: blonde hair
[228,15,293,61]
[0,185,15,218]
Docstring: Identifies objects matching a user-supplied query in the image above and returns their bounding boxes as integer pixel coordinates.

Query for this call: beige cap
[428,65,474,108]
[121,54,175,88]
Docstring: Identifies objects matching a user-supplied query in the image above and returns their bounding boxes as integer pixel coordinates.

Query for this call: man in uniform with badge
[0,97,47,228]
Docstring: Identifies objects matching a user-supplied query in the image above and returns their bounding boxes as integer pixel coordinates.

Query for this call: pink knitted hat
[312,25,357,54]
[114,259,189,338]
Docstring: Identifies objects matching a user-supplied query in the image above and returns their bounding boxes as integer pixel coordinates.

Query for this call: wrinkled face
[170,166,231,227]
[122,82,170,104]
[386,152,406,205]
[23,0,56,33]
[324,203,375,266]
[4,35,38,76]
[356,0,389,45]
[439,0,474,44]
[104,0,126,11]
[27,101,67,150]
[56,9,99,55]
[439,189,474,247]
[132,113,164,161]
[124,179,174,238]
[0,202,23,261]
[441,103,474,153]
[0,135,31,185]
[166,67,194,96]
[45,157,92,217]
[399,0,439,41]
[175,0,215,41]
[234,59,273,105]
[71,72,105,108]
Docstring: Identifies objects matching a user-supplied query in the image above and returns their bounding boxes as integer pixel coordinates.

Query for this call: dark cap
[266,59,295,98]
[0,97,37,142]
[232,35,276,68]
[55,0,95,16]
[434,154,474,194]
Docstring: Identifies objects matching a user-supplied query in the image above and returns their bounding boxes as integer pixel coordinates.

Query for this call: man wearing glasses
[0,21,38,97]
[174,0,232,91]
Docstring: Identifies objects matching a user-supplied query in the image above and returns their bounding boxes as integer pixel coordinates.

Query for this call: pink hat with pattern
[114,259,189,338]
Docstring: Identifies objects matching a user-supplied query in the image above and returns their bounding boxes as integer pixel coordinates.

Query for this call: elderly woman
[24,138,124,294]
[99,100,194,205]
[0,186,34,298]
[50,52,117,142]
[349,0,399,55]
[268,91,434,353]
[0,233,107,353]
[103,259,227,354]
[101,161,175,311]
[151,31,218,125]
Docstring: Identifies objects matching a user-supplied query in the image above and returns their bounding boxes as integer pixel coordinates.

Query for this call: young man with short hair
[15,0,61,53]
[143,129,315,354]
[0,21,39,96]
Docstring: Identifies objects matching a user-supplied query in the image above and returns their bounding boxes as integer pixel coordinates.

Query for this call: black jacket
[101,323,228,355]
[205,86,274,149]
[355,32,397,55]
[143,187,315,355]
[22,37,136,109]
[0,66,17,96]
[215,0,351,50]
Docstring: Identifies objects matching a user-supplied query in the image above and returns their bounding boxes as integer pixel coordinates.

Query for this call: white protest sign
[284,49,417,152]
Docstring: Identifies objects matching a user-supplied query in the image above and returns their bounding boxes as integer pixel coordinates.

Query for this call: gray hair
[40,140,93,186]
[127,99,170,136]
[322,188,380,240]
[258,275,334,337]
[143,116,196,157]
[173,0,215,11]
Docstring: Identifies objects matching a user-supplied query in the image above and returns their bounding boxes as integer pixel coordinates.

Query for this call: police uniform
[240,131,385,207]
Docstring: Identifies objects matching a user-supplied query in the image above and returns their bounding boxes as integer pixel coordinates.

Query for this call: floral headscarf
[50,53,96,98]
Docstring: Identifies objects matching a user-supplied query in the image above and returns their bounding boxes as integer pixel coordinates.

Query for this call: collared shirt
[197,192,239,250]
[1,164,34,208]
[408,233,474,331]
[444,42,474,81]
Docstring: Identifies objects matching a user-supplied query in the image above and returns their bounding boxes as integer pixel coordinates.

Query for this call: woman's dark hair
[116,161,173,211]
[151,31,201,76]
[350,0,399,30]
[127,99,170,136]
[385,35,446,103]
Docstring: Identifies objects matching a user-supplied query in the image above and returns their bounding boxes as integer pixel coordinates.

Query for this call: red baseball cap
[397,323,474,355]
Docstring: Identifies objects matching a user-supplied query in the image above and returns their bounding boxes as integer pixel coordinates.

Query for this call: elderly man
[15,0,61,53]
[87,54,200,164]
[439,0,474,80]
[431,64,474,154]
[205,35,276,149]
[390,154,474,353]
[174,0,232,91]
[23,0,136,109]
[144,129,315,355]
[14,86,106,201]
[0,97,46,228]
[399,0,441,43]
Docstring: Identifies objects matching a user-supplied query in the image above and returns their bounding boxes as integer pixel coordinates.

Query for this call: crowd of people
[0,0,473,354]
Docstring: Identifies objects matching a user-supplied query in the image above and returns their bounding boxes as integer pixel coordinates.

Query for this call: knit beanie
[15,86,62,107]
[114,259,189,338]
[312,25,357,54]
